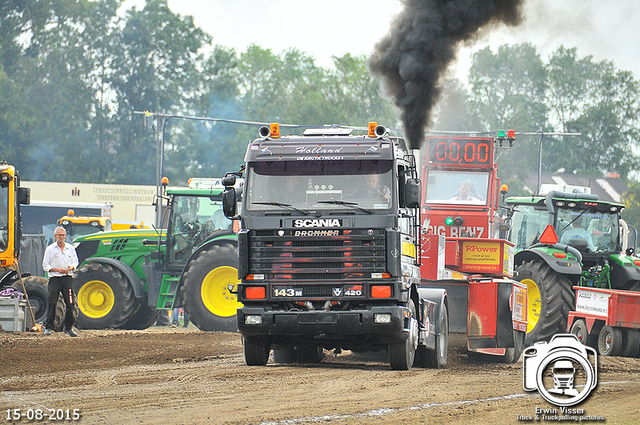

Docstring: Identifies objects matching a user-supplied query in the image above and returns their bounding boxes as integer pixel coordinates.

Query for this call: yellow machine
[57,210,148,241]
[0,162,51,328]
[0,162,30,267]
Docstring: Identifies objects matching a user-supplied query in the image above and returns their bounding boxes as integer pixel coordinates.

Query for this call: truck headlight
[374,313,392,324]
[244,315,263,325]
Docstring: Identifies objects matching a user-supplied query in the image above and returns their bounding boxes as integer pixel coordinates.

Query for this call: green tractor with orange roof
[71,180,241,331]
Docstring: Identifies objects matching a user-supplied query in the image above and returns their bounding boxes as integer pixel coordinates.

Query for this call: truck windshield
[424,170,489,205]
[245,160,394,212]
[0,186,8,252]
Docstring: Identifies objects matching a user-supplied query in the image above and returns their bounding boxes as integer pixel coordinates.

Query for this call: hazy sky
[122,0,640,81]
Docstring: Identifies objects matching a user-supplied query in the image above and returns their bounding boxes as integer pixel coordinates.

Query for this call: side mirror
[223,187,237,218]
[222,174,236,187]
[17,187,30,205]
[404,179,421,208]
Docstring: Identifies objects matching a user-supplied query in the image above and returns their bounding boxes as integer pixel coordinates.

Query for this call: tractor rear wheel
[516,260,574,347]
[121,300,160,330]
[389,300,419,370]
[73,262,135,329]
[180,244,241,332]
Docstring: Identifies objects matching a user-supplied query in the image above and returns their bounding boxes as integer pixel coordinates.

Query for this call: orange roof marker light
[539,224,559,245]
[368,122,378,138]
[270,123,280,139]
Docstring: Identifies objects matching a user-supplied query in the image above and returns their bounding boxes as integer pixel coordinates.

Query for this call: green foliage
[0,0,638,224]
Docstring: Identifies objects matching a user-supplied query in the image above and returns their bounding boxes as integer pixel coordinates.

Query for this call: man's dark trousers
[45,275,76,330]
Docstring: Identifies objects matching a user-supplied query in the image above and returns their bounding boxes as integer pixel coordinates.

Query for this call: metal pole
[537,130,544,195]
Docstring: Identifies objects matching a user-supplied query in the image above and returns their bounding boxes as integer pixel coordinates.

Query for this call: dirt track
[1,327,639,424]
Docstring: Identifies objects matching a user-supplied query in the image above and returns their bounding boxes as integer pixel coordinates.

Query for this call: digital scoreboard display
[426,137,494,167]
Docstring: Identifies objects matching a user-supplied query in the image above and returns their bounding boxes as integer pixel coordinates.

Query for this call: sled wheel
[570,319,597,349]
[598,325,623,356]
[620,328,640,357]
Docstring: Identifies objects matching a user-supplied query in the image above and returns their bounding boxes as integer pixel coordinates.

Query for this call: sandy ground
[1,326,639,425]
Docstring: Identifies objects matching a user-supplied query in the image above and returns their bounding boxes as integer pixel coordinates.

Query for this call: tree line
[1,0,639,225]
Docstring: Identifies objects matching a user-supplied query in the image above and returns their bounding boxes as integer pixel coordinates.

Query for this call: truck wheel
[427,303,449,368]
[243,338,270,366]
[121,301,160,330]
[73,262,135,329]
[272,347,297,364]
[598,325,623,356]
[297,346,325,363]
[12,277,49,324]
[516,260,574,346]
[570,319,597,349]
[181,244,241,332]
[620,329,640,357]
[389,300,419,370]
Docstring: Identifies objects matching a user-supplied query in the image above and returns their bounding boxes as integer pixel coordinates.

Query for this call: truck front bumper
[237,305,409,345]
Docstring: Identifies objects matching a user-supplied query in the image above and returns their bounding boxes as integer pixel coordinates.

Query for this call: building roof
[523,173,629,203]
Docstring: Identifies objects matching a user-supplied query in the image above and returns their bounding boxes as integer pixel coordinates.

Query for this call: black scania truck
[222,123,448,370]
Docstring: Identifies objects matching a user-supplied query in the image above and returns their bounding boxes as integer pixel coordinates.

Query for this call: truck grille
[249,229,386,280]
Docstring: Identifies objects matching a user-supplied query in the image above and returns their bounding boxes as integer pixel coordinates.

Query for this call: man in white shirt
[42,226,79,336]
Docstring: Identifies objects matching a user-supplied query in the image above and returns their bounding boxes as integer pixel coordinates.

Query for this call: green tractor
[504,191,639,346]
[71,183,241,331]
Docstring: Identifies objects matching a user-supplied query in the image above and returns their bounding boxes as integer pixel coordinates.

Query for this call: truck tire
[12,277,49,324]
[272,347,297,364]
[181,244,241,332]
[297,346,325,363]
[121,301,160,330]
[516,260,574,346]
[570,319,597,349]
[389,300,419,370]
[73,262,135,329]
[243,337,270,366]
[598,325,623,356]
[427,303,449,368]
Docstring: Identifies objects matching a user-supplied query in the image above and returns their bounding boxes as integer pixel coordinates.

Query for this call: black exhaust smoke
[368,0,524,150]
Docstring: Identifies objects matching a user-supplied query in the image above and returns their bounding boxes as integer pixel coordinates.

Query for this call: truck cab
[224,123,448,369]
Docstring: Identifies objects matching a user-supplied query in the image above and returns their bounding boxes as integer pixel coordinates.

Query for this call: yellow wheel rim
[77,280,115,319]
[522,278,541,334]
[201,266,243,317]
